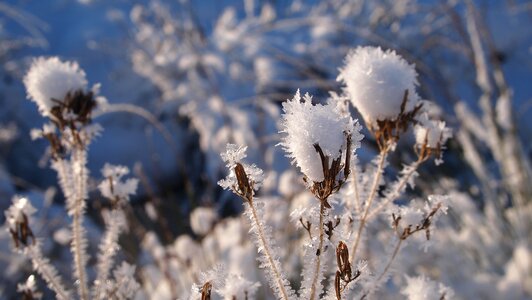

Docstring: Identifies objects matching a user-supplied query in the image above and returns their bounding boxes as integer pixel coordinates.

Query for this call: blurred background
[0,0,530,299]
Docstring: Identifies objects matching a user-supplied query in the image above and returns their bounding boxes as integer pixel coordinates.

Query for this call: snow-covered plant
[2,1,530,299]
[219,144,296,300]
[213,73,449,300]
[279,89,360,185]
[5,196,71,299]
[23,57,89,118]
[338,46,422,151]
[278,90,362,299]
[4,57,140,300]
[414,113,452,164]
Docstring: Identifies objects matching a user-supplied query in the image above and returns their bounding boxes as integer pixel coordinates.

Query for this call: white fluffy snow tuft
[23,57,88,117]
[337,46,420,127]
[279,90,358,182]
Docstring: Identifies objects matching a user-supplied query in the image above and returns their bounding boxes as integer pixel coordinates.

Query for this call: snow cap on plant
[24,57,88,118]
[338,47,422,150]
[218,144,264,201]
[280,90,361,206]
[279,90,354,182]
[23,57,102,127]
[338,46,420,127]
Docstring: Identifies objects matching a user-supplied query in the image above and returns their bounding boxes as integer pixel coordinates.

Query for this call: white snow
[23,57,88,118]
[337,46,420,127]
[279,90,358,182]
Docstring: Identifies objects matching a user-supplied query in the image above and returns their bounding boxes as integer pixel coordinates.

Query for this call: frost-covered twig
[307,202,327,300]
[5,197,71,300]
[26,243,72,300]
[93,209,127,299]
[219,144,295,299]
[70,146,90,300]
[350,149,388,262]
[23,57,104,300]
[367,158,423,220]
[245,199,294,300]
[361,199,448,299]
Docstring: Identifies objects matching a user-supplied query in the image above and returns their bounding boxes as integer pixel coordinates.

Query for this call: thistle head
[338,46,422,148]
[279,90,362,204]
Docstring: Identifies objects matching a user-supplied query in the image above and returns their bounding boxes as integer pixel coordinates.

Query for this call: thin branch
[350,149,388,262]
[308,202,326,300]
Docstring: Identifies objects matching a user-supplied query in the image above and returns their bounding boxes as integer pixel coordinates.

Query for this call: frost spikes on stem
[218,144,295,300]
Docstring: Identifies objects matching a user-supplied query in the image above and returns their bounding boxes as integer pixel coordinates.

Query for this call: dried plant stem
[350,150,388,262]
[309,202,326,300]
[94,209,125,299]
[367,158,424,220]
[72,148,90,300]
[72,204,89,300]
[26,244,71,300]
[247,199,290,300]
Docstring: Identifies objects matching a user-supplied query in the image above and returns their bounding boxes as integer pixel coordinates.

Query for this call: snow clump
[23,57,88,117]
[279,89,359,182]
[337,46,420,128]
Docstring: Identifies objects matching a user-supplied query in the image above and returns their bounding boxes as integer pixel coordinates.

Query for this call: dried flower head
[338,46,420,127]
[4,197,36,248]
[23,57,88,118]
[279,90,360,204]
[218,144,264,201]
[279,90,359,182]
